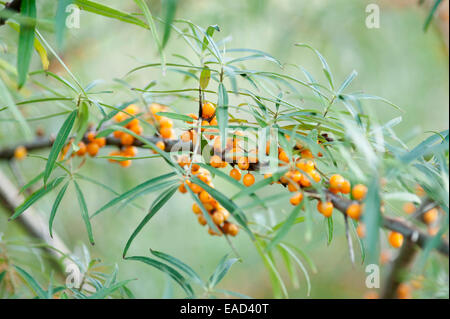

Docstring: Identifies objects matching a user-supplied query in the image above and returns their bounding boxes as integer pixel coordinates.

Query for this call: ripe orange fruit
[212,211,225,225]
[198,214,207,226]
[210,155,223,168]
[130,124,143,135]
[159,117,173,129]
[299,174,311,187]
[160,127,173,139]
[120,133,134,146]
[125,104,140,115]
[223,222,239,236]
[388,231,404,248]
[202,102,216,118]
[123,146,137,157]
[192,203,202,214]
[352,184,368,201]
[87,143,99,157]
[396,283,411,299]
[87,132,96,142]
[329,174,345,189]
[300,149,313,159]
[156,141,165,151]
[230,168,241,181]
[317,201,333,217]
[14,146,27,160]
[120,159,132,168]
[309,170,321,183]
[423,208,438,224]
[186,113,198,124]
[346,203,362,220]
[76,142,87,156]
[238,157,249,170]
[340,180,351,194]
[278,150,289,163]
[402,202,416,214]
[94,137,106,148]
[209,117,218,126]
[189,182,203,194]
[243,173,255,187]
[199,191,212,203]
[290,192,304,206]
[178,183,187,194]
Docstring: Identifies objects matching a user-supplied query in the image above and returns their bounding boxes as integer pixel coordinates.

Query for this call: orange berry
[192,203,202,214]
[160,127,173,139]
[223,222,239,236]
[181,131,191,142]
[125,104,140,115]
[212,211,225,225]
[299,174,311,187]
[300,149,314,159]
[156,141,165,151]
[178,183,187,194]
[186,113,198,124]
[198,215,207,226]
[76,142,87,156]
[329,174,345,189]
[317,201,333,217]
[278,150,289,163]
[14,146,27,160]
[199,191,213,203]
[87,132,96,142]
[189,182,203,194]
[396,283,411,299]
[310,170,321,183]
[304,160,315,172]
[423,208,438,225]
[126,118,139,128]
[415,184,426,197]
[208,227,221,236]
[287,182,298,192]
[388,231,404,248]
[94,137,106,148]
[357,223,366,238]
[123,146,137,157]
[113,130,123,139]
[210,155,223,168]
[202,102,216,119]
[159,117,173,128]
[352,184,368,201]
[238,157,249,170]
[120,133,134,146]
[363,291,379,299]
[113,112,127,123]
[243,173,255,187]
[403,202,416,214]
[290,192,304,206]
[209,117,218,126]
[346,203,362,220]
[120,159,132,167]
[86,143,99,157]
[340,180,351,194]
[230,168,241,181]
[130,124,143,135]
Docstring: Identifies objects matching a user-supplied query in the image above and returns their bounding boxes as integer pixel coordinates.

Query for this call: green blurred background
[0,0,448,298]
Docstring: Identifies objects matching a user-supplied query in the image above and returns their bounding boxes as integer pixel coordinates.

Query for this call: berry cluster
[177,162,239,237]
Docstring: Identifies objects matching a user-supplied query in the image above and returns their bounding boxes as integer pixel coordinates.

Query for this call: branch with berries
[1,109,448,257]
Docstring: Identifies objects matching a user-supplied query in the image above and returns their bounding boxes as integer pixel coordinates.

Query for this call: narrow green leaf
[9,176,65,221]
[200,66,211,89]
[88,279,135,299]
[362,178,381,264]
[74,0,148,29]
[14,265,47,299]
[424,0,443,31]
[92,172,176,218]
[155,112,193,122]
[326,216,333,246]
[208,255,239,288]
[49,181,69,238]
[161,0,178,48]
[43,109,77,185]
[217,82,228,149]
[0,77,32,139]
[266,202,303,252]
[150,249,203,286]
[122,185,178,258]
[126,256,194,297]
[17,0,37,88]
[73,180,95,245]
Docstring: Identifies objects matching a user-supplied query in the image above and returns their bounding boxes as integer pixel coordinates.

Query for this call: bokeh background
[1,0,448,298]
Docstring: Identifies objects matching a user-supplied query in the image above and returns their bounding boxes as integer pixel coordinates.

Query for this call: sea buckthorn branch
[1,132,448,256]
[381,199,441,299]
